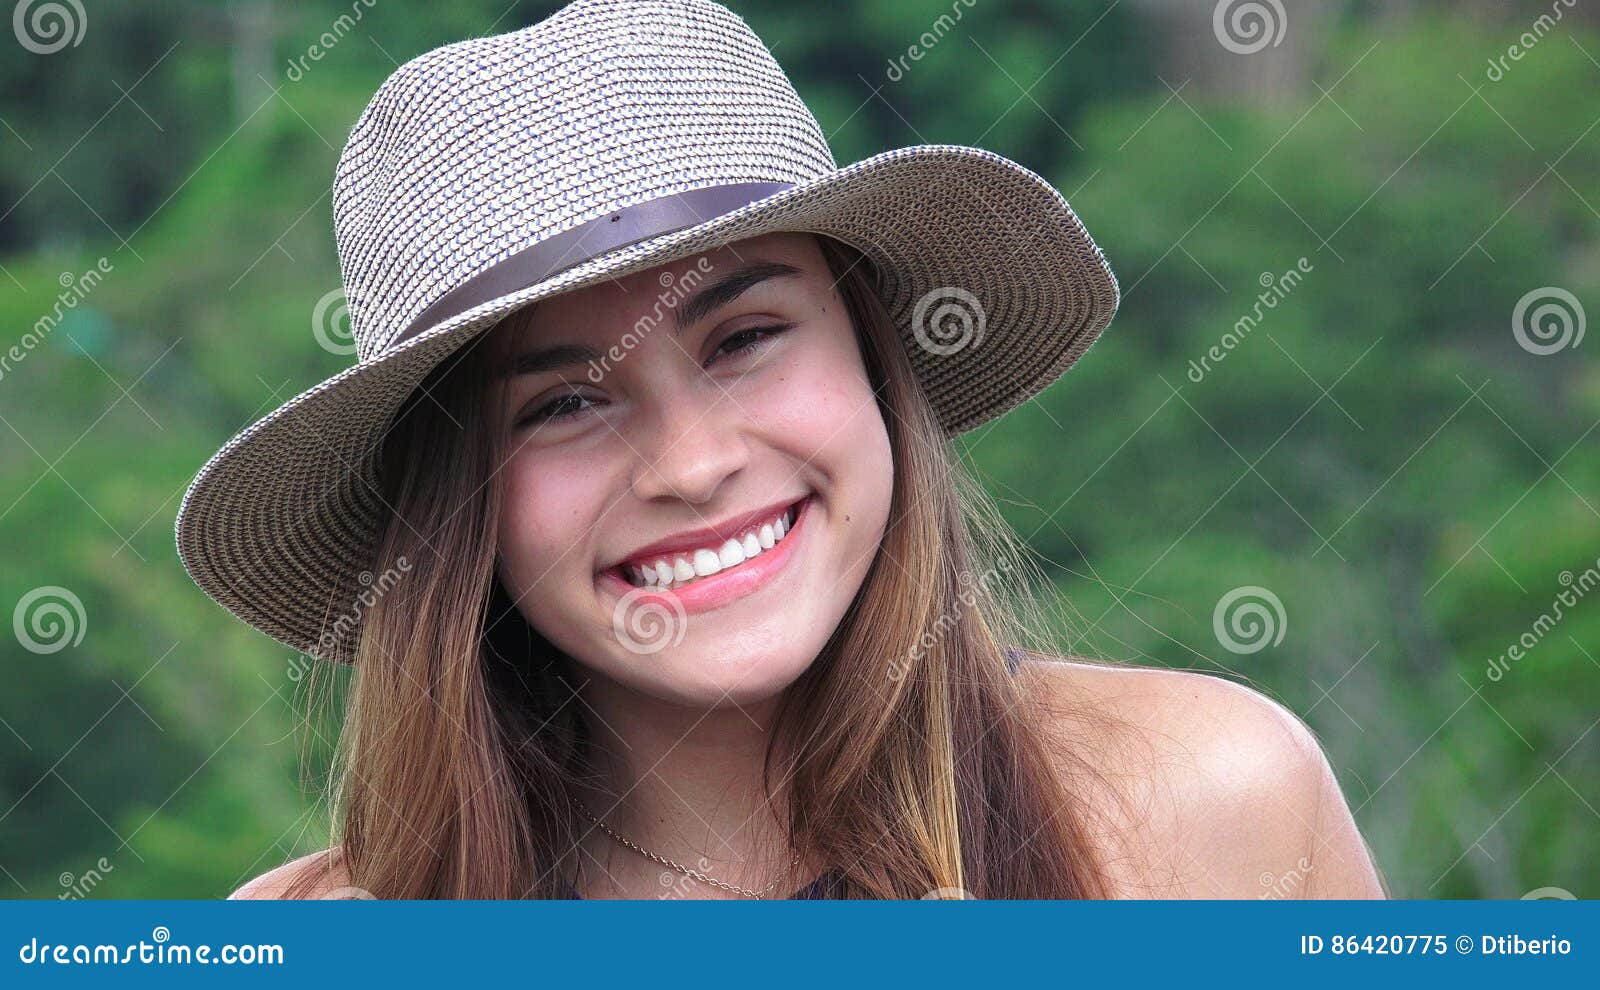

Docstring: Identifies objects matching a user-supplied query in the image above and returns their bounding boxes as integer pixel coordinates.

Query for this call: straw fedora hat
[174,0,1120,662]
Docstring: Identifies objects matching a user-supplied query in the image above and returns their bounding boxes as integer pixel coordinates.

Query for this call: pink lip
[607,495,805,571]
[598,495,813,615]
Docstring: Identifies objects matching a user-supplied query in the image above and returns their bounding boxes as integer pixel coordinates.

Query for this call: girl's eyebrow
[498,260,804,380]
[498,342,604,380]
[671,260,802,333]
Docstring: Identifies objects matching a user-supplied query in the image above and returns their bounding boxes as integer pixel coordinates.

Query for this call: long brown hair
[286,234,1114,898]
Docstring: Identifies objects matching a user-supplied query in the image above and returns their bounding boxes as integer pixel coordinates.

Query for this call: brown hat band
[388,180,796,352]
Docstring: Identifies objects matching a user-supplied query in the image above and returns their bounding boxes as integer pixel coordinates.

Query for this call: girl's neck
[570,677,816,898]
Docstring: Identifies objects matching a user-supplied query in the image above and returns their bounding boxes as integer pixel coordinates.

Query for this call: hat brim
[174,143,1119,660]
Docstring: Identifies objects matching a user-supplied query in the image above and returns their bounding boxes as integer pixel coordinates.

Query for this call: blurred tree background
[1,0,1595,899]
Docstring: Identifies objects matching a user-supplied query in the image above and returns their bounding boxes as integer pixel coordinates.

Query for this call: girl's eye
[517,389,595,427]
[512,325,791,429]
[711,323,793,363]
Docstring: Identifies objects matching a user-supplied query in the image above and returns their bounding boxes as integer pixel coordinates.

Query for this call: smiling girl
[179,0,1385,900]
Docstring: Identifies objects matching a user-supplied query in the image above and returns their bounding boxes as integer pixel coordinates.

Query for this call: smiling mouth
[609,497,807,591]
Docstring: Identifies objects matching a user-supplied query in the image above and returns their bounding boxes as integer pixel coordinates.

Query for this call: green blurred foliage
[0,1,1594,899]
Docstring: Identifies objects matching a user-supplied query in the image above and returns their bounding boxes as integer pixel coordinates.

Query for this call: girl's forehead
[600,231,823,299]
[497,231,828,344]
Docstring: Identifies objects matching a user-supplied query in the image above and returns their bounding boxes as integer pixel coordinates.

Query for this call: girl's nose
[627,380,750,506]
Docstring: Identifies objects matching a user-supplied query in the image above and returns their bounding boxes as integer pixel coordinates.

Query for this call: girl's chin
[652,665,813,708]
[594,638,820,703]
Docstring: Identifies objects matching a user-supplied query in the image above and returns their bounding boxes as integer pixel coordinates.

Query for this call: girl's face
[485,233,893,708]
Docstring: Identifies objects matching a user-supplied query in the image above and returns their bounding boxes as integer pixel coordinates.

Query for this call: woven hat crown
[332,0,836,362]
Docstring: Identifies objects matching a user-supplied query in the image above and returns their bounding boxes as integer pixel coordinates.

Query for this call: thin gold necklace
[579,808,801,899]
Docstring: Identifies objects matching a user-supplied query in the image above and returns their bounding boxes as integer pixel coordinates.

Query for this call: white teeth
[620,500,804,588]
[692,548,723,577]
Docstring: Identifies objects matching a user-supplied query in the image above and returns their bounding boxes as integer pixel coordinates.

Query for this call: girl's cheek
[749,358,874,459]
[500,453,601,583]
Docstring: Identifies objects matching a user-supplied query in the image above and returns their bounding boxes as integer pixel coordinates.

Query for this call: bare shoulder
[1015,654,1386,898]
[228,848,353,900]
